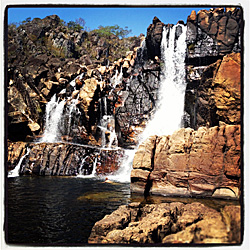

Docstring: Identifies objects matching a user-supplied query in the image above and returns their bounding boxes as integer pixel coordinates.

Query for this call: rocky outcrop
[186,8,242,59]
[7,141,123,176]
[185,52,241,129]
[115,60,161,146]
[7,10,242,146]
[131,124,241,199]
[145,16,164,60]
[7,15,142,144]
[88,202,241,244]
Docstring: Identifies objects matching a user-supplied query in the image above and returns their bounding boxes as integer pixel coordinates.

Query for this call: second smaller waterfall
[40,94,66,142]
[8,148,31,178]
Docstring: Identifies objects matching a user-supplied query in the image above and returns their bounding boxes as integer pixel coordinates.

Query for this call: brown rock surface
[221,205,241,243]
[7,142,123,176]
[186,52,241,129]
[7,141,28,170]
[131,124,241,199]
[88,202,241,244]
[211,53,241,124]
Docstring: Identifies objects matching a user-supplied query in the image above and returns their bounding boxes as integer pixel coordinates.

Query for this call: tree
[94,25,132,39]
[76,18,86,30]
[67,18,86,32]
[21,17,31,25]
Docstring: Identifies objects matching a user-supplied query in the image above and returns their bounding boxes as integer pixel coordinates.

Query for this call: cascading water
[77,155,98,178]
[98,115,118,148]
[112,24,187,182]
[8,148,31,177]
[110,67,123,89]
[98,69,123,149]
[40,73,85,143]
[106,149,135,183]
[140,24,187,142]
[40,95,66,142]
[65,95,81,139]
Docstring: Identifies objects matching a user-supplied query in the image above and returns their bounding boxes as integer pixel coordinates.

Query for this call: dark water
[6,176,131,246]
[5,176,240,246]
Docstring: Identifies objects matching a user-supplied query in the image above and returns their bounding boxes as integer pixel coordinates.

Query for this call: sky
[7,6,212,36]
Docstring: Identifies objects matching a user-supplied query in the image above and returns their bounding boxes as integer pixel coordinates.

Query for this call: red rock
[131,124,241,199]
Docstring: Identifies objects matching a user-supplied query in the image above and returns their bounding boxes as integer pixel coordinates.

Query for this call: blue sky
[8,6,212,36]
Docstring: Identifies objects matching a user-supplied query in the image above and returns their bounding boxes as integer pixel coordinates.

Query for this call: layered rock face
[186,8,242,59]
[7,8,242,146]
[185,52,241,129]
[131,124,241,199]
[88,202,241,244]
[7,141,123,176]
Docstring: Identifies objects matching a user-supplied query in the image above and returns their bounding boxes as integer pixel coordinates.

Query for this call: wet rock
[131,125,241,199]
[7,141,28,170]
[88,202,240,244]
[7,142,123,176]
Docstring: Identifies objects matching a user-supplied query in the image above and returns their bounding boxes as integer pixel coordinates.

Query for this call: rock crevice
[131,124,240,199]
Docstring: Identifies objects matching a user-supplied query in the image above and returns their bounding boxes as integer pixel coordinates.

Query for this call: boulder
[88,202,241,244]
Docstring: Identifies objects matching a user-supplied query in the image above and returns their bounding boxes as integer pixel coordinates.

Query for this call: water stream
[140,24,187,142]
[40,94,66,142]
[31,25,187,181]
[8,148,31,178]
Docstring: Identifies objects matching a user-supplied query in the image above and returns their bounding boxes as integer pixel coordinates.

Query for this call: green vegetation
[7,15,137,64]
[93,24,132,39]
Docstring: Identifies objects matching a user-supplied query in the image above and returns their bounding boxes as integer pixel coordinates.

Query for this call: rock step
[131,124,241,199]
[7,141,124,176]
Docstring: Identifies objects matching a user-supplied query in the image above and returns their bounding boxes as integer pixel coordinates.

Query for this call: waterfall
[40,94,66,142]
[35,25,187,183]
[97,68,123,149]
[66,95,81,139]
[98,115,118,149]
[89,157,98,177]
[115,24,187,182]
[140,24,187,142]
[8,148,31,178]
[77,155,98,178]
[110,67,123,89]
[106,149,135,183]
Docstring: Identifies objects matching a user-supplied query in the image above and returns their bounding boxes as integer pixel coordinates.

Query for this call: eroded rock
[88,202,241,244]
[131,124,241,199]
[7,141,124,176]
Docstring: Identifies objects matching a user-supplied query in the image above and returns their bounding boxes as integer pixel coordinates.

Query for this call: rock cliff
[7,141,123,176]
[7,8,242,185]
[131,124,241,199]
[185,52,241,129]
